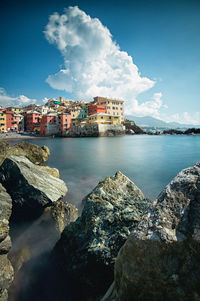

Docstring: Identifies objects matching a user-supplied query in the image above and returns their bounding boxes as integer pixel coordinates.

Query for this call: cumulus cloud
[125,92,168,118]
[44,6,166,116]
[164,112,200,125]
[0,88,37,107]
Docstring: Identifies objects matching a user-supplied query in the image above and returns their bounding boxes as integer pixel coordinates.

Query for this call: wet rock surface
[102,162,200,301]
[55,171,150,300]
[0,155,67,221]
[0,141,50,166]
[0,184,14,301]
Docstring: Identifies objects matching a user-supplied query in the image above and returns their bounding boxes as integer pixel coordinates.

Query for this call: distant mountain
[125,115,200,129]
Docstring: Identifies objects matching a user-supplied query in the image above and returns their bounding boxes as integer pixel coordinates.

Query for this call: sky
[0,0,200,124]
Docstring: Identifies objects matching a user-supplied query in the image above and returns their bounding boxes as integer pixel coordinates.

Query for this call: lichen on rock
[0,184,14,301]
[55,171,150,300]
[102,162,200,301]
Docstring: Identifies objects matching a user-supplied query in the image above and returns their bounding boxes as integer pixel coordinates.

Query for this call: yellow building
[6,106,23,114]
[0,111,7,132]
[93,96,124,123]
[79,113,120,125]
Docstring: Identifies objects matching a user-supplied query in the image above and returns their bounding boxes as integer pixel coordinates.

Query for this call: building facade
[25,111,42,132]
[88,104,106,116]
[0,111,7,132]
[94,96,124,123]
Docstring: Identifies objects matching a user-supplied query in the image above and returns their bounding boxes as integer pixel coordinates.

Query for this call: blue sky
[0,0,199,124]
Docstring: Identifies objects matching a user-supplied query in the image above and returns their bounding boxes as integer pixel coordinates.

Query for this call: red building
[4,110,15,131]
[40,114,57,135]
[40,113,72,136]
[25,111,42,132]
[88,104,106,116]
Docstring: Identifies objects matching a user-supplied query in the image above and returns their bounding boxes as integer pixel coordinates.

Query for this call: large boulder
[102,163,200,301]
[55,171,150,300]
[0,184,14,301]
[0,141,50,166]
[0,155,67,221]
[0,142,9,167]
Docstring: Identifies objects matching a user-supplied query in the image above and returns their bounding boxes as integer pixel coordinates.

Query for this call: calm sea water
[7,134,200,301]
[10,135,200,210]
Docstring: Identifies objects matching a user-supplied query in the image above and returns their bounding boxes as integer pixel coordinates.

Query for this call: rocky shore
[0,141,78,301]
[0,140,200,301]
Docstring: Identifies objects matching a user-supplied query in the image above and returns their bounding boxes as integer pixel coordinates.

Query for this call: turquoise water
[13,135,200,210]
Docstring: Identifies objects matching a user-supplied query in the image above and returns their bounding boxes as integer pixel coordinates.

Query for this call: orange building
[88,104,106,116]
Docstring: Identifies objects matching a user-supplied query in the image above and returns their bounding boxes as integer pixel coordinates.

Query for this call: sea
[9,134,200,210]
[7,134,200,301]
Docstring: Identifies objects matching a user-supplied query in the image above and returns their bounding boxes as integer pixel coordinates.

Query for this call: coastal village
[0,96,125,136]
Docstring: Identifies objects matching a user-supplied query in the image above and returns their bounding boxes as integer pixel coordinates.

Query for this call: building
[0,111,7,132]
[79,113,120,125]
[88,104,106,116]
[6,106,23,114]
[4,110,15,131]
[58,112,72,133]
[94,96,124,123]
[25,111,42,132]
[78,104,89,120]
[40,113,58,136]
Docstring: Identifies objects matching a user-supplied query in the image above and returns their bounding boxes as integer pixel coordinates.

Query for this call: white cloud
[44,6,165,116]
[0,88,37,107]
[164,112,200,125]
[125,92,167,118]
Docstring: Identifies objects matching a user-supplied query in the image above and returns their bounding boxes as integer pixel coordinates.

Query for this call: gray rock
[0,184,14,301]
[0,141,50,166]
[103,163,200,301]
[55,171,150,299]
[0,155,67,220]
[50,200,78,233]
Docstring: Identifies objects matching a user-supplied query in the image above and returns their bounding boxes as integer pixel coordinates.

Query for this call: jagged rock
[55,171,150,300]
[50,200,78,233]
[0,156,67,221]
[0,141,50,166]
[37,165,60,178]
[102,163,200,301]
[0,184,14,301]
[0,142,9,167]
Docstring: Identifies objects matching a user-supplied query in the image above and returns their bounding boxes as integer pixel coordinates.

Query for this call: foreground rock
[0,156,67,221]
[55,171,150,300]
[0,141,50,166]
[0,184,14,301]
[102,163,200,301]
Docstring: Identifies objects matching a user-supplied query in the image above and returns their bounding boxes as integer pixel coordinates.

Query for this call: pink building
[58,112,72,133]
[40,112,72,136]
[25,111,42,132]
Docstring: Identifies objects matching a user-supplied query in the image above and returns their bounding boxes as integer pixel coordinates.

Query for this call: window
[112,107,115,110]
[101,116,103,119]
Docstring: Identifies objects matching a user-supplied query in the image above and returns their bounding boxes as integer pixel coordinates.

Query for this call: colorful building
[80,113,120,125]
[88,104,106,116]
[94,96,124,123]
[58,112,72,133]
[78,104,89,120]
[4,110,15,131]
[25,111,42,132]
[0,111,7,132]
[40,113,58,136]
[6,106,23,114]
